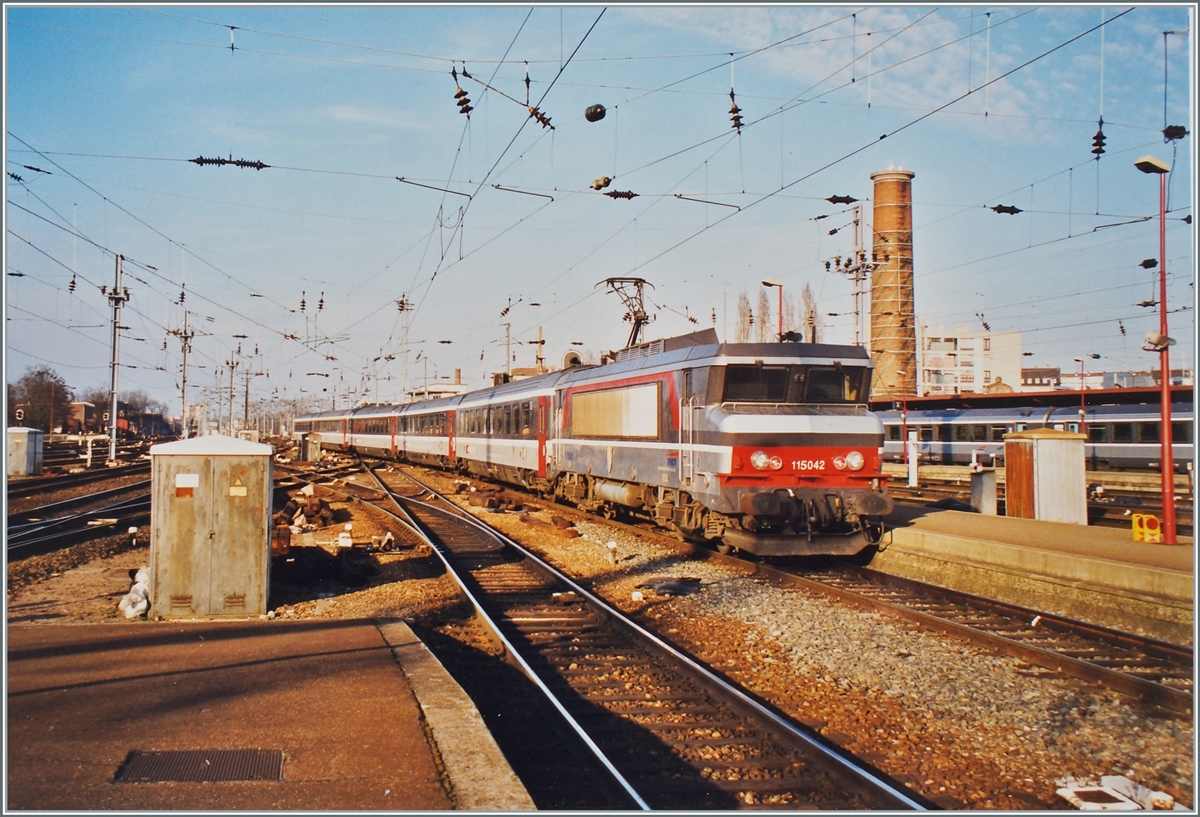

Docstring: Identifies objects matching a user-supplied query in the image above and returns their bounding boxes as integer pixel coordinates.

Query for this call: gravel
[9,465,1193,811]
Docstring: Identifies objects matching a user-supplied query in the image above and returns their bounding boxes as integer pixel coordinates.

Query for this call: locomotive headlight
[845,450,865,471]
[750,451,782,470]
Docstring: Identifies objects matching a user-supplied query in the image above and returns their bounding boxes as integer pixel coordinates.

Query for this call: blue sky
[5,4,1195,414]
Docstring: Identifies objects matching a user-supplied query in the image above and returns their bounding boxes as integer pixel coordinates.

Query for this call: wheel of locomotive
[715,538,736,555]
[600,504,618,520]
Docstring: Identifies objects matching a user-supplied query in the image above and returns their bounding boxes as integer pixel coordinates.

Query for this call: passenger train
[295,329,893,557]
[876,401,1194,472]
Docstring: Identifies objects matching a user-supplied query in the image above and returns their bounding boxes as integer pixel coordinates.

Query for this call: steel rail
[6,462,151,500]
[375,464,930,811]
[8,479,151,529]
[404,466,1192,718]
[7,499,150,559]
[7,496,150,544]
[359,462,652,811]
[789,566,1193,717]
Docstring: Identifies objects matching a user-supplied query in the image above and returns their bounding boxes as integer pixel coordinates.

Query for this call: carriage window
[1137,422,1159,444]
[990,427,1007,442]
[972,425,987,441]
[937,424,952,442]
[919,426,934,442]
[887,425,901,441]
[1088,425,1108,443]
[1111,423,1133,443]
[1172,421,1192,444]
[954,425,970,442]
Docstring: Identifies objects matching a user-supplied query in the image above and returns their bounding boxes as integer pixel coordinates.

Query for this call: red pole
[1157,171,1177,543]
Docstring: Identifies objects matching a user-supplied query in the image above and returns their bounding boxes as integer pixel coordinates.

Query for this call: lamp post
[762,279,783,341]
[1072,354,1100,434]
[1134,154,1176,544]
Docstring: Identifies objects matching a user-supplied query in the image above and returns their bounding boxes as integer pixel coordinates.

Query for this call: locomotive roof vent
[615,327,720,362]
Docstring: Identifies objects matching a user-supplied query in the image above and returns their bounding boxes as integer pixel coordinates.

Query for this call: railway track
[369,461,1192,720]
[6,461,151,500]
[360,463,929,811]
[786,566,1194,718]
[7,494,150,560]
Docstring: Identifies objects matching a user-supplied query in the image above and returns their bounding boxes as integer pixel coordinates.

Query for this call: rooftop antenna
[598,277,655,349]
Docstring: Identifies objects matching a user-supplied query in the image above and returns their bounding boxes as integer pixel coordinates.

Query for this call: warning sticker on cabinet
[229,478,247,497]
[175,473,199,498]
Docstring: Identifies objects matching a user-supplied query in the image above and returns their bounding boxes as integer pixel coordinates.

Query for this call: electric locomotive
[295,328,893,557]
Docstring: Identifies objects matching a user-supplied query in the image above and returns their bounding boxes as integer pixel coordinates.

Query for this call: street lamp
[1134,154,1176,544]
[1072,354,1100,434]
[762,279,783,341]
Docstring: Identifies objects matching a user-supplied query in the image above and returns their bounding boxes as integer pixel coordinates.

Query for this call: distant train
[876,401,1193,472]
[295,329,894,557]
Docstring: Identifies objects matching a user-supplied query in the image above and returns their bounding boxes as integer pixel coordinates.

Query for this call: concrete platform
[873,506,1195,645]
[6,618,534,811]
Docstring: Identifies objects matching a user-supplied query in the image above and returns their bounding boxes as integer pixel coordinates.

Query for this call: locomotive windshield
[721,364,867,404]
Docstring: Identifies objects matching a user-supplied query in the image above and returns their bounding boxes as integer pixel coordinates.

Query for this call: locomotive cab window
[720,364,866,404]
[723,365,790,402]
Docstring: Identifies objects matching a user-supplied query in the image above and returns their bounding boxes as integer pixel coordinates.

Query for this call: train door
[537,396,548,478]
[342,417,350,450]
[447,410,456,462]
[390,414,398,458]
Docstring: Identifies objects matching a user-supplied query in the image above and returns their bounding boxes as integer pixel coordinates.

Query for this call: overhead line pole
[106,255,129,466]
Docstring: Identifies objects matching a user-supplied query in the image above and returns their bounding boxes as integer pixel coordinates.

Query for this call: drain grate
[114,749,284,783]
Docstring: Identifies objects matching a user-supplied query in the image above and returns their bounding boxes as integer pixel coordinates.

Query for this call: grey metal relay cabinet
[149,435,273,619]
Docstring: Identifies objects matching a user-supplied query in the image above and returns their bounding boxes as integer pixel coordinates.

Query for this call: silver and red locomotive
[295,329,892,556]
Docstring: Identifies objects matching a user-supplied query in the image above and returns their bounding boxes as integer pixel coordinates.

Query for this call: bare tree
[781,292,798,336]
[735,292,752,343]
[801,283,821,343]
[9,366,73,432]
[756,288,772,343]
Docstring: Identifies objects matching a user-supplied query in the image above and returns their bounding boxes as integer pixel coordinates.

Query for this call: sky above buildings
[4,4,1195,413]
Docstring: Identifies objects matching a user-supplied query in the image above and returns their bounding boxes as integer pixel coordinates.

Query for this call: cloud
[323,104,423,129]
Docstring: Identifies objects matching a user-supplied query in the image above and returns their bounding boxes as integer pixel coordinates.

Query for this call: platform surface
[887,504,1194,573]
[6,618,533,811]
[877,505,1194,643]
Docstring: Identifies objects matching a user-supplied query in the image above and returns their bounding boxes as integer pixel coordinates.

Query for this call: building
[1021,367,1061,390]
[919,328,1021,396]
[1105,369,1194,388]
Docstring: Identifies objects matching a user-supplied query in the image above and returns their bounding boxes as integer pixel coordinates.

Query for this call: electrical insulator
[1091,119,1106,155]
[454,87,473,115]
[179,290,185,303]
[604,190,639,200]
[101,285,107,295]
[300,292,306,312]
[528,106,552,129]
[585,104,606,122]
[730,102,743,131]
[591,176,612,191]
[68,276,76,293]
[1163,125,1188,141]
[318,292,324,312]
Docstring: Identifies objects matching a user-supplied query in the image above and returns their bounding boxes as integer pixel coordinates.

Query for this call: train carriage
[877,401,1193,471]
